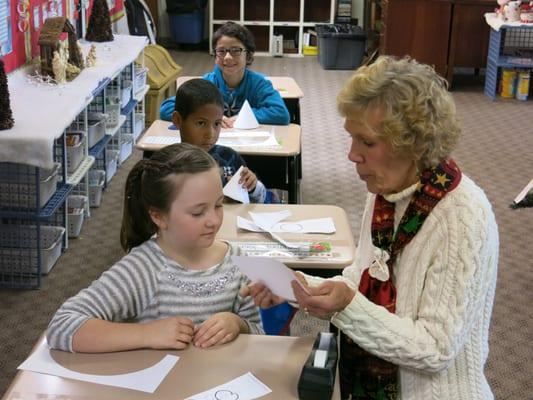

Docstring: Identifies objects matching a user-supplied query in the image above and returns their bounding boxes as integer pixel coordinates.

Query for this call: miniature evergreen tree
[85,0,114,42]
[0,59,14,130]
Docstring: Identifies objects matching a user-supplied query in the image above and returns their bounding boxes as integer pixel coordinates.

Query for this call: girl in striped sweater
[47,143,263,353]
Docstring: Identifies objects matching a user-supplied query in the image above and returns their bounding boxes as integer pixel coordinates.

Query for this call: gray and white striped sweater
[46,240,263,352]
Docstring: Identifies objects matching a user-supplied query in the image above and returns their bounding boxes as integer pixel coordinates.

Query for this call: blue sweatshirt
[160,66,290,125]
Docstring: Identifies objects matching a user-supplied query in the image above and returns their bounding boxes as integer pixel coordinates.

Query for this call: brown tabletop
[3,334,339,400]
[219,203,355,272]
[176,76,304,99]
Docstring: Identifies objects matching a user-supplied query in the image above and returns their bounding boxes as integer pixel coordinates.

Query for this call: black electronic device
[297,332,338,400]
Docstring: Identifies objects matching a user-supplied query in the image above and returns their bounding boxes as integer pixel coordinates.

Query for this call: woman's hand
[193,312,244,348]
[222,116,237,128]
[292,280,356,320]
[142,316,194,350]
[239,167,258,192]
[240,282,286,308]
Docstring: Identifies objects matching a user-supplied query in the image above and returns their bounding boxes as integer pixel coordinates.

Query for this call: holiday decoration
[85,0,115,42]
[0,59,15,130]
[38,17,84,82]
[86,44,98,67]
[52,51,67,84]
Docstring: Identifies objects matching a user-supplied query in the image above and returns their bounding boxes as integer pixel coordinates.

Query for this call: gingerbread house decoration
[38,17,84,80]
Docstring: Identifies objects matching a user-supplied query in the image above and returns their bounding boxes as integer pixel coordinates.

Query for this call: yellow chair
[138,44,182,124]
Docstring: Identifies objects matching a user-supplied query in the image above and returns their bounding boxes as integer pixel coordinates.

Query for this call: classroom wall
[2,0,68,72]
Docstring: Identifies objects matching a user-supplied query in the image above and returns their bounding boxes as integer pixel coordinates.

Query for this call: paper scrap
[233,100,259,129]
[233,256,309,301]
[218,130,279,148]
[238,216,336,234]
[223,165,250,204]
[143,136,181,145]
[18,340,178,393]
[186,372,271,400]
[248,210,292,230]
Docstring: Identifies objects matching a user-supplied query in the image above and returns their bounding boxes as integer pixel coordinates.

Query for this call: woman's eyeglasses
[214,47,246,58]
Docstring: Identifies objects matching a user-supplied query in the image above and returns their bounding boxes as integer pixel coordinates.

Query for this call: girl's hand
[193,312,243,348]
[222,116,237,128]
[240,282,286,308]
[239,167,258,192]
[142,316,194,349]
[291,280,355,320]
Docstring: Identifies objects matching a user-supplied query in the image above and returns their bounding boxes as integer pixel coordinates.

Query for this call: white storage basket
[105,98,121,128]
[0,163,60,209]
[119,134,133,164]
[105,150,119,183]
[134,113,145,140]
[121,80,133,106]
[88,116,106,148]
[133,66,148,96]
[0,225,65,275]
[66,134,85,173]
[67,195,88,238]
[89,169,105,207]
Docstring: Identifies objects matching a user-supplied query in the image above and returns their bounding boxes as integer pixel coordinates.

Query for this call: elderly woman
[242,56,499,400]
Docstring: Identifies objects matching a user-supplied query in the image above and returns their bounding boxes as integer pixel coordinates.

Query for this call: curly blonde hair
[337,56,460,170]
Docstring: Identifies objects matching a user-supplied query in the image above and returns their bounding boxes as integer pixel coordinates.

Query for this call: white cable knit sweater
[306,175,499,400]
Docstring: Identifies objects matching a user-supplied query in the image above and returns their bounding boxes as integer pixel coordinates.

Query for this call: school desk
[136,120,302,203]
[219,203,356,278]
[2,334,340,400]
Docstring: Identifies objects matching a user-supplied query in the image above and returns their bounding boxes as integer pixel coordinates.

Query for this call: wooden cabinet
[209,0,334,56]
[371,0,493,86]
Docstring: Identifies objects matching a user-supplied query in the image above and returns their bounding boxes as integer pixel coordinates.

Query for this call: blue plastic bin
[169,9,204,44]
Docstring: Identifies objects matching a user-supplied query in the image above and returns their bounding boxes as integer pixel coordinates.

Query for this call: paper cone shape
[223,166,250,204]
[233,100,259,129]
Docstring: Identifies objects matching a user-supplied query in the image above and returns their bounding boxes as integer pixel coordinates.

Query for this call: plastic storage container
[119,134,134,164]
[169,9,204,44]
[105,150,119,183]
[0,225,65,275]
[89,169,106,207]
[66,133,85,173]
[67,195,88,238]
[103,97,121,128]
[121,80,133,106]
[87,116,106,148]
[316,24,366,70]
[0,163,60,209]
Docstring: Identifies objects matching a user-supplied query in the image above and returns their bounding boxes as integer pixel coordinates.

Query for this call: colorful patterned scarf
[339,158,462,400]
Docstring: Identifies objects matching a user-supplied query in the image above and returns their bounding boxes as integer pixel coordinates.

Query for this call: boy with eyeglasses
[160,22,290,127]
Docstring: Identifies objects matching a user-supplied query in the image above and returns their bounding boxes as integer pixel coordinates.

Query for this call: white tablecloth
[485,12,533,32]
[0,35,148,170]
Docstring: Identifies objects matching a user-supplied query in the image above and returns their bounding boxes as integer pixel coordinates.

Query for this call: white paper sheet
[233,256,306,301]
[142,132,278,148]
[233,100,259,129]
[239,216,336,234]
[218,130,279,148]
[223,165,250,204]
[186,372,271,400]
[143,136,181,145]
[18,340,179,393]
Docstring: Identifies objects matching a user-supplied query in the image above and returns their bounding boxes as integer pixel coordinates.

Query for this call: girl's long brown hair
[120,143,217,253]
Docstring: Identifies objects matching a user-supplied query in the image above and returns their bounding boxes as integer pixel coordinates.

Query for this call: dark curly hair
[212,21,255,66]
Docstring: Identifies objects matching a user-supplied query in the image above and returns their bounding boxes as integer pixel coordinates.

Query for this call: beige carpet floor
[0,51,532,399]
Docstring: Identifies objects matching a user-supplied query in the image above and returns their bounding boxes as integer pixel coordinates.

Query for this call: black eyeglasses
[214,47,246,58]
